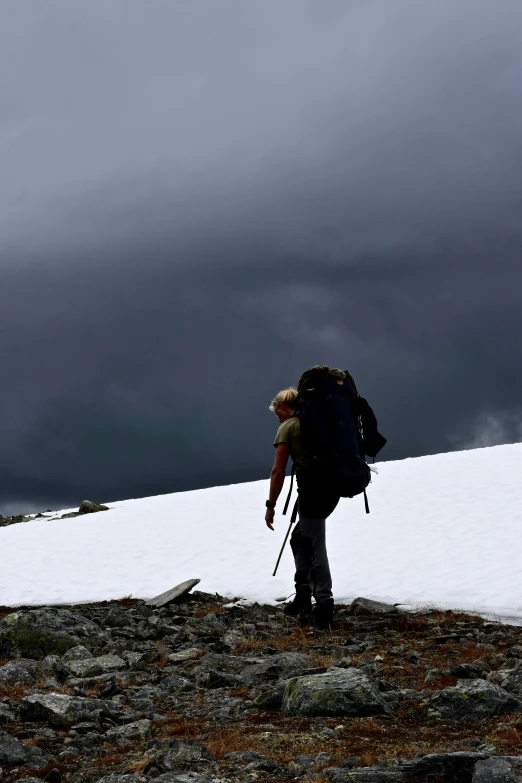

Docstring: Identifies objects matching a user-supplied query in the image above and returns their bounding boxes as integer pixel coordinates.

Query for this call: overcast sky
[1,0,521,515]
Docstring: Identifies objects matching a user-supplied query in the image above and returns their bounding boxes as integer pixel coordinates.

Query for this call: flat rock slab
[146,579,201,608]
[20,693,122,729]
[428,679,522,720]
[281,667,391,717]
[167,647,204,663]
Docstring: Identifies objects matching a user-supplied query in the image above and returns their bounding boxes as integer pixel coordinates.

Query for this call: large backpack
[295,364,386,512]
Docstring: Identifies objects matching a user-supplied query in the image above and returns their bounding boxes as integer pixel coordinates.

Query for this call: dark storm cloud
[1,0,521,513]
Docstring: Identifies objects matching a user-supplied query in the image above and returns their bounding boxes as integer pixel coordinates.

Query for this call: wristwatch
[265,500,276,509]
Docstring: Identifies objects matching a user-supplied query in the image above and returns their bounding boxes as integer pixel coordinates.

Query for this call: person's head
[269,388,298,423]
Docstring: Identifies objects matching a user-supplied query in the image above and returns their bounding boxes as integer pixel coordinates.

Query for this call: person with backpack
[266,365,386,629]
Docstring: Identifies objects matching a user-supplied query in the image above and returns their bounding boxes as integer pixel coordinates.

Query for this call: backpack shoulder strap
[282,462,295,515]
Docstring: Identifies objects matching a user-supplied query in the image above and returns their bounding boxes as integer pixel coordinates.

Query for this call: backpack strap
[282,463,295,516]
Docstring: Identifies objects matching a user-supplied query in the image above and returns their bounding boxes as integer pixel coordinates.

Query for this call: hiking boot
[313,598,334,629]
[284,585,312,623]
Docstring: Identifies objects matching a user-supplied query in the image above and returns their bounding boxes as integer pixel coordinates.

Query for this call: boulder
[428,680,522,720]
[347,597,398,615]
[281,667,391,717]
[0,731,48,769]
[105,719,152,742]
[20,693,122,728]
[64,653,126,678]
[0,608,103,659]
[472,757,522,783]
[498,662,522,698]
[62,644,93,662]
[254,678,292,709]
[79,500,109,514]
[0,658,38,685]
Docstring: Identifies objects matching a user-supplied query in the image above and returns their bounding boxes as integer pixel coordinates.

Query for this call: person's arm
[265,443,290,530]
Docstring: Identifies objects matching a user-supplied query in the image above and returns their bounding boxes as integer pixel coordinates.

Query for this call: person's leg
[284,522,313,619]
[297,516,333,604]
[289,521,314,587]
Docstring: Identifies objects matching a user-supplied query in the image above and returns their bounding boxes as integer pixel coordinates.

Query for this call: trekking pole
[272,499,298,577]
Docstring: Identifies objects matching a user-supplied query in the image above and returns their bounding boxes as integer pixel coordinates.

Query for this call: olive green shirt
[273,416,308,472]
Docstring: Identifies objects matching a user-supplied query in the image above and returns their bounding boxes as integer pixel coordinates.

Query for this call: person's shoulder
[286,415,300,433]
[274,416,299,444]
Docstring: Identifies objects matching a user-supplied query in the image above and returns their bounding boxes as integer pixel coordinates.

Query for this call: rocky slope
[1,591,522,783]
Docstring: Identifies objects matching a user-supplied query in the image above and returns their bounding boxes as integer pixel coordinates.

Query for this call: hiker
[266,387,340,629]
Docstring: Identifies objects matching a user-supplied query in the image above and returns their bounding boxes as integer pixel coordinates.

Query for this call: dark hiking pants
[290,470,340,604]
[290,515,333,604]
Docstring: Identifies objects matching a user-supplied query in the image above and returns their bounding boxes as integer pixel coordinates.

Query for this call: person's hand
[265,507,275,530]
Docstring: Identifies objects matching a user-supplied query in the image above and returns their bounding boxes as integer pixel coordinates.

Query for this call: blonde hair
[269,387,298,412]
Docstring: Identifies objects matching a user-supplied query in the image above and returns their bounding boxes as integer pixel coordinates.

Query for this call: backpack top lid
[296,364,358,401]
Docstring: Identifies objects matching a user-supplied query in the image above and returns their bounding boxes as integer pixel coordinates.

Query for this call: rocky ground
[1,590,522,783]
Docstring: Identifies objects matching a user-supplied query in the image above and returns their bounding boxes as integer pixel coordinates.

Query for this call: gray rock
[0,731,48,768]
[192,667,245,689]
[289,752,332,775]
[105,719,152,741]
[20,693,122,728]
[62,644,93,662]
[499,663,522,698]
[64,653,126,678]
[146,579,201,608]
[347,597,398,615]
[225,750,265,764]
[0,658,37,685]
[428,679,522,720]
[168,648,204,663]
[154,774,212,783]
[79,500,109,513]
[148,737,214,769]
[96,777,148,783]
[0,704,15,723]
[325,753,489,783]
[245,758,280,773]
[222,629,244,647]
[254,678,293,709]
[325,765,406,783]
[449,662,488,679]
[0,608,103,659]
[159,674,196,693]
[281,667,391,717]
[473,757,522,783]
[409,753,489,782]
[100,607,132,628]
[506,647,522,659]
[241,652,312,680]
